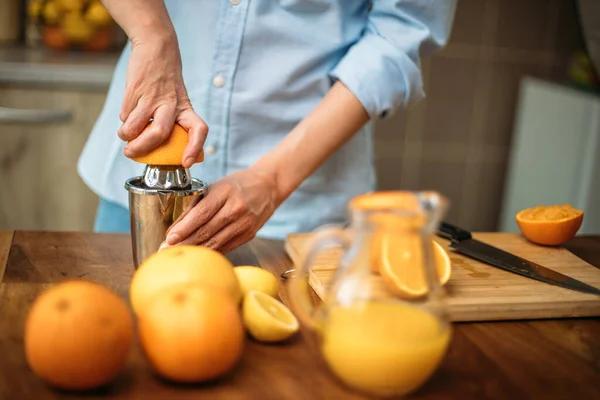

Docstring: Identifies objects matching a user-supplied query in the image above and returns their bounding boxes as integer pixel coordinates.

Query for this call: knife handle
[437,222,472,241]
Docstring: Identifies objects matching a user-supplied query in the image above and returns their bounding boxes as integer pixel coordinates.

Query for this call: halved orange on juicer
[130,122,204,166]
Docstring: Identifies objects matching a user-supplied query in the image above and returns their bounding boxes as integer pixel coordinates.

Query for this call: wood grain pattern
[1,231,600,399]
[0,232,368,400]
[285,232,600,322]
[0,230,13,281]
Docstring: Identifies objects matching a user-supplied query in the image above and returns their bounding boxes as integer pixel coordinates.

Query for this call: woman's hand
[117,34,208,168]
[161,167,283,253]
[160,80,370,254]
[94,0,206,166]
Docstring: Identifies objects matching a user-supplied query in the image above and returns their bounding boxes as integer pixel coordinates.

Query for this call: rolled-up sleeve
[329,0,457,119]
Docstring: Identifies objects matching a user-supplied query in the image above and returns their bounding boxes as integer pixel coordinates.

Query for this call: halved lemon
[516,204,583,246]
[242,290,299,343]
[234,266,279,298]
[377,233,451,299]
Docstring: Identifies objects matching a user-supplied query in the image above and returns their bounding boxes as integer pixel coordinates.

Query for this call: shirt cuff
[328,33,426,120]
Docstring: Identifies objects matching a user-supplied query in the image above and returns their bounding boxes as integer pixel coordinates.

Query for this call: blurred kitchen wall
[0,0,122,232]
[374,0,586,231]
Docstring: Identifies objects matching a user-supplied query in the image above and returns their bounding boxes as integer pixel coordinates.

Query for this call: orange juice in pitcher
[288,191,452,397]
[321,300,451,396]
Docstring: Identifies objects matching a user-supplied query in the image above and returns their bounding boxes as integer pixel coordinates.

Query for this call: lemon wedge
[242,290,299,343]
[234,266,279,298]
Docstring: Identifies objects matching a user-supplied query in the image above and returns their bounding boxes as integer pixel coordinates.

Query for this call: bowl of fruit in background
[26,0,125,52]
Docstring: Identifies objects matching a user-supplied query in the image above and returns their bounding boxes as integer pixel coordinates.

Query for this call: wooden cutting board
[284,232,600,322]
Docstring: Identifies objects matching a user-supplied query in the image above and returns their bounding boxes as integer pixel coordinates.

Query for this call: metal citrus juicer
[124,162,207,268]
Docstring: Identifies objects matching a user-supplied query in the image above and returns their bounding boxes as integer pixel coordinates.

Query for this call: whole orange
[130,122,204,166]
[137,283,245,383]
[24,280,133,391]
[129,245,242,314]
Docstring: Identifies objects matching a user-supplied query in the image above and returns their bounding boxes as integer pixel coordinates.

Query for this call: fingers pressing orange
[129,122,205,166]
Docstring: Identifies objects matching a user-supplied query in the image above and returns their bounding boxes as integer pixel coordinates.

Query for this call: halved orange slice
[375,231,451,299]
[516,204,583,246]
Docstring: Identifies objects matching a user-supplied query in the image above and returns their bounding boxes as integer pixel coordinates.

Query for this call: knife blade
[436,222,600,296]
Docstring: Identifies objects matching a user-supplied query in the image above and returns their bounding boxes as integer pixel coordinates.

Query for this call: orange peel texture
[130,122,204,166]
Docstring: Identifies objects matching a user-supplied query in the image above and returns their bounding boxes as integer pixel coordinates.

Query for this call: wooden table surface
[1,230,599,399]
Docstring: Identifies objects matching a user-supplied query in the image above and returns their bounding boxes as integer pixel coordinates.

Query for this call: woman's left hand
[160,168,282,253]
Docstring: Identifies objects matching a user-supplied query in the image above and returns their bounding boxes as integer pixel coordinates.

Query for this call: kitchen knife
[437,222,600,296]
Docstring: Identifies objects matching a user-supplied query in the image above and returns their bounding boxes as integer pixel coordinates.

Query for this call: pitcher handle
[287,224,350,332]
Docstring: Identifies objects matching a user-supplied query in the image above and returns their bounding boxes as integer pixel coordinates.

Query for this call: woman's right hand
[117,33,208,168]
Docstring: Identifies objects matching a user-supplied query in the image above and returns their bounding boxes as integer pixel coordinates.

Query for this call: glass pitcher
[287,191,452,398]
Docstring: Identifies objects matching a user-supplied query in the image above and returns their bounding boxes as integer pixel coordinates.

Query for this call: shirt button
[230,0,240,4]
[205,145,216,155]
[212,74,225,88]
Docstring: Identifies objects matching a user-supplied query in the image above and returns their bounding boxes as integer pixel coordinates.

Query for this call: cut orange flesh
[515,204,583,246]
[374,229,451,299]
[349,191,451,298]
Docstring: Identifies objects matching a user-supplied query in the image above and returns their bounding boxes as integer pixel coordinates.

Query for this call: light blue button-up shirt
[78,0,457,239]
